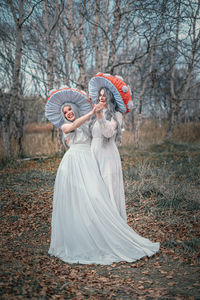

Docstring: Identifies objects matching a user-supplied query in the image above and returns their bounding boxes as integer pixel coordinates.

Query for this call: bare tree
[1,0,200,158]
[63,0,89,89]
[0,0,43,158]
[165,0,200,141]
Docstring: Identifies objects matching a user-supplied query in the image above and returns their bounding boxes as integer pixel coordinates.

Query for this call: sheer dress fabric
[48,125,160,265]
[91,111,127,221]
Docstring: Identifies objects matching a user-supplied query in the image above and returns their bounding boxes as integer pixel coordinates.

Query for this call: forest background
[0,0,200,159]
[1,1,200,299]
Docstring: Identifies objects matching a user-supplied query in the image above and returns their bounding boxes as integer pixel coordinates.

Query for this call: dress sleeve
[63,131,76,146]
[98,111,122,138]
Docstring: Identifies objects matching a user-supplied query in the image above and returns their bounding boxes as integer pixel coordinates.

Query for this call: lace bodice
[92,111,123,139]
[64,122,91,147]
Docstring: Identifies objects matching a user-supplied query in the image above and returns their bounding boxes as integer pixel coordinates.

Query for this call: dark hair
[89,87,122,144]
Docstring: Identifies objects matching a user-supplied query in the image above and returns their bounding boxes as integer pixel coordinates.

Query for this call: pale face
[98,89,107,108]
[63,105,75,121]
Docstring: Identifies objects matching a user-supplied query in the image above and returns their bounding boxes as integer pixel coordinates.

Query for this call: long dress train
[48,125,159,265]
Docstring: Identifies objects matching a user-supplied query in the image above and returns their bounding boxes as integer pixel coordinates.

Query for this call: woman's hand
[94,103,104,120]
[94,103,104,113]
[90,105,96,116]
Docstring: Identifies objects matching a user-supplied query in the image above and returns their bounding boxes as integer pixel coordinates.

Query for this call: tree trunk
[165,0,180,143]
[106,0,121,73]
[102,1,109,71]
[165,97,182,142]
[43,0,65,154]
[94,0,100,72]
[56,128,66,154]
[134,113,142,148]
[64,0,87,89]
[165,106,174,142]
[13,98,25,157]
[5,0,25,158]
[2,117,13,158]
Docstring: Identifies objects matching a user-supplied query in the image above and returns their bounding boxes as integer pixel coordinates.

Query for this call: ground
[0,142,199,299]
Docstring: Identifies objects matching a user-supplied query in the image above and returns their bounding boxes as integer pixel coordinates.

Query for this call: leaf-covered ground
[0,143,200,299]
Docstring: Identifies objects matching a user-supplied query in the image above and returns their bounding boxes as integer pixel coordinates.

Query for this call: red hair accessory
[88,72,133,114]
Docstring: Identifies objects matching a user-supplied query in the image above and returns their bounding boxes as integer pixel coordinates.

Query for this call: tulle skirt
[48,143,160,265]
[91,137,127,221]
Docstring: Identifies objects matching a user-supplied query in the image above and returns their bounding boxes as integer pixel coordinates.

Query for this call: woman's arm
[96,110,123,139]
[61,107,95,134]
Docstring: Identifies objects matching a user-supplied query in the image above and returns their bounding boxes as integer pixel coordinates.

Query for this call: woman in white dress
[45,87,160,265]
[88,73,133,222]
[89,87,127,221]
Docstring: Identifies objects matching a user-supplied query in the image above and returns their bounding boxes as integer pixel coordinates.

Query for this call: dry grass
[0,121,200,159]
[23,123,61,156]
[122,120,200,147]
[0,123,57,159]
[24,122,53,133]
[23,132,59,156]
[124,156,200,207]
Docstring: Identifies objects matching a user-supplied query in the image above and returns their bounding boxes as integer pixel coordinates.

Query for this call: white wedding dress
[91,111,127,221]
[48,124,160,265]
